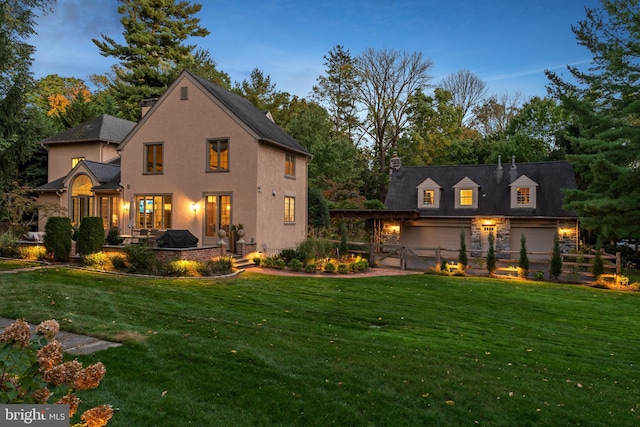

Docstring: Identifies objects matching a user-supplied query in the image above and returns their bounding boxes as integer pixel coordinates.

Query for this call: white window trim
[416,178,441,209]
[509,175,538,209]
[453,177,479,209]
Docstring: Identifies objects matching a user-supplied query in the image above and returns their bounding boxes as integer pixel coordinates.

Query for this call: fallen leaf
[161,391,168,397]
[446,400,455,405]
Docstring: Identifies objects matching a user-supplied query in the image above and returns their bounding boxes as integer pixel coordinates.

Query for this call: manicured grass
[0,258,42,271]
[1,266,639,426]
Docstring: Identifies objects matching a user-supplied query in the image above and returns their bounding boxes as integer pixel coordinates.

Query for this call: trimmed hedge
[77,216,105,255]
[44,217,72,262]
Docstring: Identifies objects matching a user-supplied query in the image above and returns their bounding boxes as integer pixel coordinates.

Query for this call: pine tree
[458,230,468,267]
[518,234,529,277]
[486,232,496,275]
[550,234,563,280]
[546,0,640,241]
[93,0,211,120]
[592,240,605,280]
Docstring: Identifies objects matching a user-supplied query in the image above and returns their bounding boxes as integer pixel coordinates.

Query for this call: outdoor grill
[156,230,198,248]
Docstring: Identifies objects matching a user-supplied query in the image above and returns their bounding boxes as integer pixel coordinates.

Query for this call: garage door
[401,225,471,257]
[511,227,557,260]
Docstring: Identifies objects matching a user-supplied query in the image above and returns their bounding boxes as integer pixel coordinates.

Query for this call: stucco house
[37,70,310,252]
[380,154,579,260]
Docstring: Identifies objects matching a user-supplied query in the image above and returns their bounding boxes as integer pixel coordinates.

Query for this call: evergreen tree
[313,45,361,141]
[592,240,605,280]
[93,0,211,120]
[518,234,530,277]
[486,232,496,275]
[233,68,293,127]
[546,0,640,241]
[550,234,563,280]
[458,230,468,267]
[307,187,330,231]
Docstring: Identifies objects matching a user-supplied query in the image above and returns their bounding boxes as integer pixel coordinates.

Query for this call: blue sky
[30,0,602,101]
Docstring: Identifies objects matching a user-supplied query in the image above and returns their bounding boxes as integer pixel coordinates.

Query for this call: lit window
[99,196,120,229]
[72,157,85,168]
[423,190,434,206]
[145,143,163,173]
[285,153,296,177]
[70,174,94,226]
[135,195,172,229]
[460,189,473,206]
[208,139,229,171]
[516,187,530,205]
[284,196,295,223]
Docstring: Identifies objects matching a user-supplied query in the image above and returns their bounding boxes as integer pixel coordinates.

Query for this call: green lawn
[1,266,639,426]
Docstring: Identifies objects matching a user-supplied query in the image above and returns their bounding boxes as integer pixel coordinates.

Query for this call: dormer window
[453,177,479,209]
[510,175,538,208]
[416,178,441,208]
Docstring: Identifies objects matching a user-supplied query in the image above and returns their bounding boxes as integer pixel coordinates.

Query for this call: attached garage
[511,221,558,260]
[400,219,471,257]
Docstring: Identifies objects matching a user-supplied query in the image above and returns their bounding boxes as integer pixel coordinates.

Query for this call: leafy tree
[0,0,55,193]
[286,102,363,192]
[486,231,496,275]
[518,234,529,277]
[550,233,563,280]
[458,230,468,267]
[313,45,361,142]
[469,92,522,137]
[355,48,433,200]
[441,68,487,124]
[397,88,464,165]
[546,0,640,241]
[307,187,330,231]
[92,0,211,120]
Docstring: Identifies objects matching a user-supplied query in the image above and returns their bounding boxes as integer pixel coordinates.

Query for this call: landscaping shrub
[288,258,304,272]
[337,263,349,274]
[252,256,262,266]
[122,244,157,274]
[0,230,20,257]
[43,216,72,262]
[262,256,286,269]
[350,258,369,272]
[109,254,127,271]
[83,252,110,270]
[202,256,234,275]
[76,216,105,255]
[458,230,468,267]
[106,227,124,245]
[324,260,336,273]
[17,244,46,261]
[165,260,201,277]
[592,241,605,280]
[486,232,496,275]
[550,234,563,280]
[298,238,334,261]
[518,234,529,277]
[279,248,305,264]
[304,261,317,273]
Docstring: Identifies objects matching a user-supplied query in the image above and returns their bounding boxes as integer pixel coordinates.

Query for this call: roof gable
[453,177,479,189]
[416,177,441,188]
[118,71,310,157]
[41,114,136,145]
[509,174,538,187]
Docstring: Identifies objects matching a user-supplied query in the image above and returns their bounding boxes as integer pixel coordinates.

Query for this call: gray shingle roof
[188,71,310,156]
[41,114,136,145]
[35,160,121,193]
[385,160,577,218]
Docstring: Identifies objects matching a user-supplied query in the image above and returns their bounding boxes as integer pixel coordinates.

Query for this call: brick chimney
[389,151,402,174]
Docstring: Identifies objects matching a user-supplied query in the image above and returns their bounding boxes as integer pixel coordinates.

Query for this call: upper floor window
[285,153,296,177]
[416,178,441,208]
[180,86,188,100]
[145,143,163,174]
[510,175,538,208]
[453,177,479,209]
[208,139,229,171]
[72,157,85,169]
[284,196,295,223]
